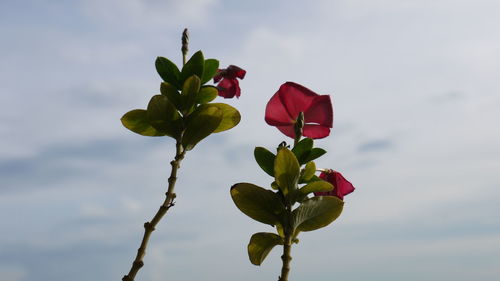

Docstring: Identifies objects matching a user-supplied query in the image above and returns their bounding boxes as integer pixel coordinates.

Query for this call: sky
[1,0,500,280]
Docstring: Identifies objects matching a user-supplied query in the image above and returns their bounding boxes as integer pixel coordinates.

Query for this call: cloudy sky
[1,0,500,280]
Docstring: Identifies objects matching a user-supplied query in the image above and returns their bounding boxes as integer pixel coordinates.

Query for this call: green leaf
[274,148,300,195]
[292,196,344,235]
[146,95,182,138]
[254,147,275,177]
[294,171,332,203]
[298,181,333,196]
[248,232,284,266]
[160,82,182,110]
[180,50,204,85]
[155,57,181,88]
[300,161,316,183]
[182,105,222,150]
[201,59,219,84]
[121,109,166,137]
[276,223,285,237]
[230,183,285,226]
[307,175,322,183]
[305,148,327,162]
[271,181,280,190]
[181,75,201,113]
[292,138,313,164]
[198,103,240,133]
[196,86,218,104]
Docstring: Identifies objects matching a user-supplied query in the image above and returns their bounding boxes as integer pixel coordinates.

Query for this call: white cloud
[81,0,218,28]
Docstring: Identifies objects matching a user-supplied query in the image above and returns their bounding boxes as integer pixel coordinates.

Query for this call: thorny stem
[122,141,186,281]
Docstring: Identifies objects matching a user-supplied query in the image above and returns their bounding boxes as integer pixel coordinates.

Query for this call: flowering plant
[119,29,244,281]
[119,29,354,281]
[230,81,354,281]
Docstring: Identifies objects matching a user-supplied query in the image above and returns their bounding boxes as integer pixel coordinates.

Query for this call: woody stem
[122,141,186,281]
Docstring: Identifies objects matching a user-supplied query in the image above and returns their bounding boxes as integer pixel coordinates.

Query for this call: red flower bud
[314,170,355,200]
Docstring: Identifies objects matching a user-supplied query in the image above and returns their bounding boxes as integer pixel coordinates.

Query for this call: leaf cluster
[230,138,344,265]
[120,51,240,150]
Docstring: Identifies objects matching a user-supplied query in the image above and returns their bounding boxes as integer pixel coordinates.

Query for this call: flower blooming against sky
[213,65,246,98]
[265,82,333,139]
[314,170,355,200]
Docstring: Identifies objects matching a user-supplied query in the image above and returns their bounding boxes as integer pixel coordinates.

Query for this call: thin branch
[122,141,186,281]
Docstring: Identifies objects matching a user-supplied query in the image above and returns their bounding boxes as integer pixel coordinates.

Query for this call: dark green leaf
[230,183,285,226]
[305,148,327,162]
[254,147,275,177]
[274,148,300,195]
[248,232,284,266]
[181,75,201,113]
[292,138,313,164]
[155,57,181,88]
[160,82,182,110]
[180,50,204,85]
[196,86,218,104]
[182,105,222,150]
[146,95,182,138]
[197,103,240,133]
[121,109,166,137]
[201,59,219,84]
[292,196,344,235]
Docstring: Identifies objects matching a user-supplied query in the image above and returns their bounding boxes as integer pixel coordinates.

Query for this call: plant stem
[279,234,292,281]
[122,141,186,281]
[279,201,293,281]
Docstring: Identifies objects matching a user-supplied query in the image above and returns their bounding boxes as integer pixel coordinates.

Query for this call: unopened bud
[294,112,304,140]
[181,28,189,54]
[296,112,304,129]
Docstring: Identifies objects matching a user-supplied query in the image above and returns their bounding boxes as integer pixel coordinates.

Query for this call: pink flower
[213,65,246,98]
[264,82,333,139]
[314,170,355,200]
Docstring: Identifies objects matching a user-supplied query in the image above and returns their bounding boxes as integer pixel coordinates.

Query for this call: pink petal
[332,171,355,199]
[236,69,246,79]
[265,89,294,126]
[217,78,238,98]
[315,170,355,200]
[275,125,296,139]
[234,79,241,98]
[304,95,333,127]
[278,82,317,120]
[213,70,223,83]
[303,124,331,139]
[227,65,246,79]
